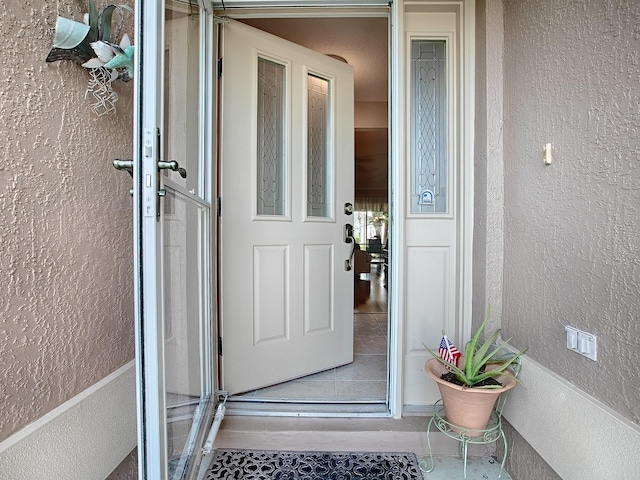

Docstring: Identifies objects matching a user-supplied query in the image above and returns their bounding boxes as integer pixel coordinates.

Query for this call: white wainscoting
[503,355,640,479]
[0,361,136,480]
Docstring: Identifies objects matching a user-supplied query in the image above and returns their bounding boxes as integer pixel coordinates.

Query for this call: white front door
[134,1,216,478]
[220,20,355,395]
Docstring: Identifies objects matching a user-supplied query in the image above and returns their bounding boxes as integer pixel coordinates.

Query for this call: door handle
[344,223,355,271]
[112,159,187,180]
[113,159,133,176]
[344,223,354,244]
[158,160,187,178]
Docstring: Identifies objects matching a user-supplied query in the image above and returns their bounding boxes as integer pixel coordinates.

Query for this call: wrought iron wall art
[46,1,134,116]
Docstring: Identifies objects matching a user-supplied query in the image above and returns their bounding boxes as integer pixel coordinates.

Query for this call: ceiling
[239,17,388,102]
[239,17,389,203]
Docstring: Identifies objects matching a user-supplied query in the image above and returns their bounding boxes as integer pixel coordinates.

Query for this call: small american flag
[438,335,461,367]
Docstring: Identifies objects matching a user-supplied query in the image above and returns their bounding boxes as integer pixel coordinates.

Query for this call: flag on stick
[438,335,461,367]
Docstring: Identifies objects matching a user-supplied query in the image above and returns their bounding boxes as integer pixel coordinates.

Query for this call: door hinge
[217,58,223,78]
[218,336,223,356]
[217,197,222,217]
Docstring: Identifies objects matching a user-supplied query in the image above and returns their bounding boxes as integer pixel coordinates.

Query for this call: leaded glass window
[410,40,448,214]
[307,73,331,218]
[257,57,286,216]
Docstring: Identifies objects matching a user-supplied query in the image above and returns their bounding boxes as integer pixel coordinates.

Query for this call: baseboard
[503,355,640,480]
[0,361,137,480]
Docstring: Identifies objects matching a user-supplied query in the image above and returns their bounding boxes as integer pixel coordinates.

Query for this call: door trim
[214,0,476,420]
[215,4,395,417]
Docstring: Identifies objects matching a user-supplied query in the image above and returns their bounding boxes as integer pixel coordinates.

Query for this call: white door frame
[213,0,475,419]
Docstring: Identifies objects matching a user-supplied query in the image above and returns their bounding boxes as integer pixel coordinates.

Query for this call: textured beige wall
[0,0,134,442]
[500,421,561,480]
[476,1,640,477]
[502,0,640,427]
[473,0,505,336]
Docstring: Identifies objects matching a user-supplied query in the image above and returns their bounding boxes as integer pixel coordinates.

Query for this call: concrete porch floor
[213,415,513,479]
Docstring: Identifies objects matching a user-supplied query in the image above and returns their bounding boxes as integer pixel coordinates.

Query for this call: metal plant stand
[420,399,508,479]
[420,356,521,479]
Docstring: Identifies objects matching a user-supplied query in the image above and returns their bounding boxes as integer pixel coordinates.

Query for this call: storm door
[133,1,216,478]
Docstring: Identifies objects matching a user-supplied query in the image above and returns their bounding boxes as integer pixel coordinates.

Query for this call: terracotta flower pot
[424,358,516,432]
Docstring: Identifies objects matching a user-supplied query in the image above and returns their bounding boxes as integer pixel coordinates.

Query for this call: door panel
[253,245,289,344]
[220,20,354,395]
[304,244,334,334]
[402,11,461,405]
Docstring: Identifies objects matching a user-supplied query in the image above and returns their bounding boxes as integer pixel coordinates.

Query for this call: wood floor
[235,268,388,402]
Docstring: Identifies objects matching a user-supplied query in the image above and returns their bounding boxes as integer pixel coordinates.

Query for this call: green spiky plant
[425,307,528,389]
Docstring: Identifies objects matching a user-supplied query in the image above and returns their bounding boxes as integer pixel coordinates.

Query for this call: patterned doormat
[204,449,423,479]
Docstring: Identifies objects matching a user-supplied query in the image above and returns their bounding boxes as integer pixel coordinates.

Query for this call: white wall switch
[577,331,597,361]
[565,325,597,361]
[565,325,578,349]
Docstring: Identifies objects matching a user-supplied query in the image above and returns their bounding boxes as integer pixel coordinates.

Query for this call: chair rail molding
[0,361,137,479]
[503,355,640,479]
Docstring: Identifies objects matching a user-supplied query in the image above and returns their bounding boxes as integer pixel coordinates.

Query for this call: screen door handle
[158,160,187,178]
[113,159,133,177]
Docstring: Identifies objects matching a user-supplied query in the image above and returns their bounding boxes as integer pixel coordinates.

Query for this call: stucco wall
[0,0,134,442]
[502,0,640,427]
[473,0,505,336]
[500,421,561,480]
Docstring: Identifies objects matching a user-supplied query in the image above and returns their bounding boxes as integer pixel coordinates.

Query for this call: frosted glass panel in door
[307,74,331,218]
[257,57,286,216]
[410,40,448,214]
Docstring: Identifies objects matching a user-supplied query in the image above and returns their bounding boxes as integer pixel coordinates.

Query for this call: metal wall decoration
[46,1,134,116]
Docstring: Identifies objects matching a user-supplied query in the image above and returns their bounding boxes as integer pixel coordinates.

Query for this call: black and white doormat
[204,449,423,479]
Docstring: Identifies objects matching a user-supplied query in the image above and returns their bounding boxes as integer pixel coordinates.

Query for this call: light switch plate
[565,325,597,361]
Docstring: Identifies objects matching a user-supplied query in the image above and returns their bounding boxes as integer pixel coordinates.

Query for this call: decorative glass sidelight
[307,73,331,218]
[257,57,286,216]
[410,40,448,214]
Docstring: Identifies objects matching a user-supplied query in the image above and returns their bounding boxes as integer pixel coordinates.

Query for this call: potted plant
[424,308,527,432]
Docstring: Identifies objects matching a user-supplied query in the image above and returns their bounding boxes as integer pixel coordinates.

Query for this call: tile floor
[237,269,389,402]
